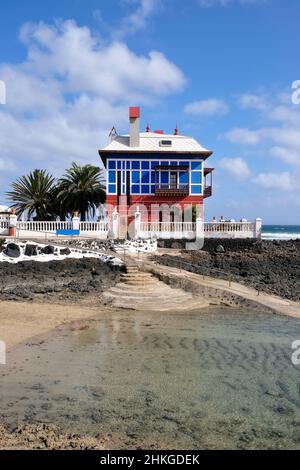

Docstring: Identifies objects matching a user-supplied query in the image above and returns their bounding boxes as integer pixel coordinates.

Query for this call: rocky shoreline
[0,257,123,302]
[154,239,300,301]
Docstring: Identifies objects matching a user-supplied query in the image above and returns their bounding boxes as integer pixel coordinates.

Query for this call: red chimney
[154,130,164,134]
[129,106,140,147]
[129,106,140,119]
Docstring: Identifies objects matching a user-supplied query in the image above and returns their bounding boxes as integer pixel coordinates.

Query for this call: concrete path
[133,254,300,319]
[102,263,209,311]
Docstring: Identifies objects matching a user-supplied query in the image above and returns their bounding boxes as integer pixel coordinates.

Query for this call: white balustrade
[80,221,108,232]
[16,221,72,232]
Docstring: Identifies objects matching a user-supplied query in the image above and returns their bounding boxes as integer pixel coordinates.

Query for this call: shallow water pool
[1,307,300,449]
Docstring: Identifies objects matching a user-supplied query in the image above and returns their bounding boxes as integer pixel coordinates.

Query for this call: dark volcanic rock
[41,245,55,255]
[0,258,123,302]
[215,244,225,253]
[3,243,21,258]
[25,244,38,257]
[154,239,300,302]
[60,248,71,256]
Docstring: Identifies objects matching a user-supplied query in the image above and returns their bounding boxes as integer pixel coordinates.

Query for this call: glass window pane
[108,171,116,183]
[151,185,155,194]
[131,185,140,194]
[141,185,149,194]
[191,161,202,171]
[151,171,156,183]
[126,161,131,169]
[108,184,116,193]
[191,185,202,194]
[141,171,149,183]
[108,160,116,169]
[161,171,169,184]
[179,171,189,184]
[132,161,140,170]
[151,161,159,169]
[117,161,122,169]
[191,172,202,184]
[132,171,140,183]
[179,160,188,166]
[141,161,149,169]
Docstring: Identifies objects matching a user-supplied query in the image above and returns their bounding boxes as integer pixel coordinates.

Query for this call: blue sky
[0,0,299,223]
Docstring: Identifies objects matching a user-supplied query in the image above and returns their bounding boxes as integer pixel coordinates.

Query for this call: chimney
[129,106,140,147]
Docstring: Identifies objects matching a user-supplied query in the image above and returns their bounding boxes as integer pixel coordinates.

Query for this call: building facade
[99,107,214,230]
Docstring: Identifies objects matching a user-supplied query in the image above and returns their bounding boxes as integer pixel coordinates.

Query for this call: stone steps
[102,264,209,311]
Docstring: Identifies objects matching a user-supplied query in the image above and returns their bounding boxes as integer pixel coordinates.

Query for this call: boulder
[60,248,71,256]
[4,243,21,258]
[215,244,225,253]
[41,245,55,255]
[25,244,38,257]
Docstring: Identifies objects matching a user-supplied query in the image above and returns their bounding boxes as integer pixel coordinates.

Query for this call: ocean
[262,225,300,240]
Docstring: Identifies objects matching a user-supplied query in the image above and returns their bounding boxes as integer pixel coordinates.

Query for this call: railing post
[9,211,18,237]
[254,218,262,239]
[72,213,80,232]
[196,217,204,240]
[112,208,119,240]
[134,206,141,239]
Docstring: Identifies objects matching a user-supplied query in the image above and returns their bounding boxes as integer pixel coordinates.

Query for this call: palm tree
[6,169,56,220]
[57,162,106,221]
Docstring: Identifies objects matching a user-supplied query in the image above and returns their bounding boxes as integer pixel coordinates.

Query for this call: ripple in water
[1,307,300,449]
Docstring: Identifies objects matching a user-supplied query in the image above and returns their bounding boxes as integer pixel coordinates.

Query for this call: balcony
[155,184,189,197]
[204,185,212,198]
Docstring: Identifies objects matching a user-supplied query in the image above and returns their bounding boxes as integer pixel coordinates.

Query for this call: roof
[99,132,212,155]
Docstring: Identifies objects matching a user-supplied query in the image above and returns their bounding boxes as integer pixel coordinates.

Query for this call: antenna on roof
[174,125,179,136]
[109,126,117,141]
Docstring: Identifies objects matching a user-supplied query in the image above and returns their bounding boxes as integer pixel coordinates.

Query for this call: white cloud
[224,127,262,145]
[115,0,161,38]
[0,19,186,189]
[198,0,269,6]
[270,146,300,166]
[254,171,295,191]
[219,157,252,180]
[17,20,185,101]
[184,98,229,116]
[237,93,269,111]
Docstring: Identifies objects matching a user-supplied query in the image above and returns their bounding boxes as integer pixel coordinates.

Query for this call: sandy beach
[0,300,104,350]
